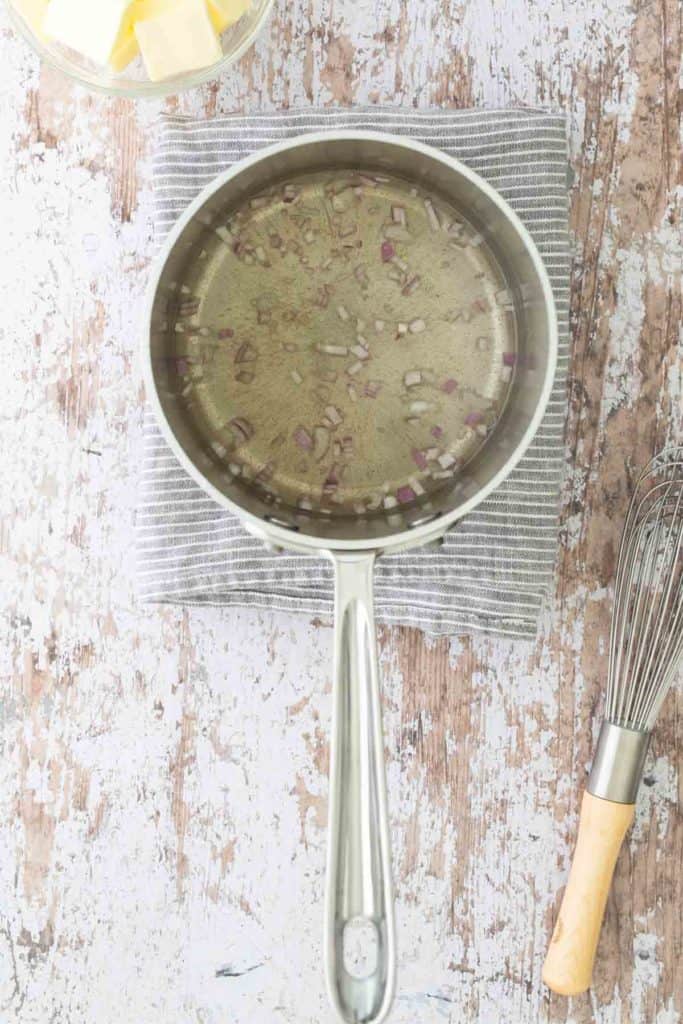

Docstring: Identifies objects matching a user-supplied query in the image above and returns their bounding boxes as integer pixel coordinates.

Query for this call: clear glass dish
[5,0,274,98]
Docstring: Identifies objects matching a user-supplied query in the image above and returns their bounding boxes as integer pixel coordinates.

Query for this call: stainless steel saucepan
[143,132,557,1024]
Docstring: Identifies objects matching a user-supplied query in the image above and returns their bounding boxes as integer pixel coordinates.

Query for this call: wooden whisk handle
[542,791,635,996]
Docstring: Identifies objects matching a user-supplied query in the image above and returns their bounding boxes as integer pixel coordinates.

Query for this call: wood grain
[0,0,681,1021]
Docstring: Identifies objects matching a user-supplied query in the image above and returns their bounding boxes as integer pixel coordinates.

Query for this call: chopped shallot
[381,241,395,263]
[325,405,343,425]
[293,426,314,450]
[312,426,330,461]
[229,417,253,443]
[396,485,416,504]
[402,275,421,296]
[235,342,257,363]
[424,198,440,231]
[317,343,348,356]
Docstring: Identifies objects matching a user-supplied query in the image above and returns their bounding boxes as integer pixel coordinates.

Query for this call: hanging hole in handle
[342,917,380,979]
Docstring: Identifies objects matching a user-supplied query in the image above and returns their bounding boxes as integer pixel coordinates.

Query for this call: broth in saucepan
[168,169,518,516]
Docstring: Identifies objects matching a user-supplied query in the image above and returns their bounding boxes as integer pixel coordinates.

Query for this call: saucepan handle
[325,552,396,1024]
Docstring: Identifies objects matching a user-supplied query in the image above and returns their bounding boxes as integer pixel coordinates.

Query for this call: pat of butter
[109,23,139,72]
[134,0,222,82]
[207,0,250,34]
[44,0,132,65]
[12,0,49,38]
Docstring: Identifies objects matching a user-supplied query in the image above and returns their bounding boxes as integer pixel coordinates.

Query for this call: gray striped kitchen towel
[139,107,570,638]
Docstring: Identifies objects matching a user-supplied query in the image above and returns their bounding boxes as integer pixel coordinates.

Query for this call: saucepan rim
[142,129,559,555]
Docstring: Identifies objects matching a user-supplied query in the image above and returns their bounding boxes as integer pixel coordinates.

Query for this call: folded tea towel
[139,107,570,638]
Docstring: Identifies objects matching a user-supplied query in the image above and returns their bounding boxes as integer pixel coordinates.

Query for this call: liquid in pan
[166,169,518,517]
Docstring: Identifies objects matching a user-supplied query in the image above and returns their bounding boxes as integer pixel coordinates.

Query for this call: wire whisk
[607,447,683,730]
[544,445,683,996]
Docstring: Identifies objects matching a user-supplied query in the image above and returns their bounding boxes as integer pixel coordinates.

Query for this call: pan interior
[162,167,517,522]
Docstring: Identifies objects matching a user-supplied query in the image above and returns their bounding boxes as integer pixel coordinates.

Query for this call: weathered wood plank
[0,0,680,1020]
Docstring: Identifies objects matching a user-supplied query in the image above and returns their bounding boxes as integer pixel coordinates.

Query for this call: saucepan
[143,132,557,1024]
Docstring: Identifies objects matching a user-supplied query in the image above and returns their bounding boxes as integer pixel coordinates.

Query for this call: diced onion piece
[465,411,483,427]
[441,378,458,394]
[396,485,416,504]
[290,369,303,385]
[438,452,456,469]
[325,405,343,426]
[381,241,395,262]
[424,198,440,231]
[396,322,408,336]
[229,418,253,443]
[375,320,385,333]
[402,275,420,296]
[316,343,349,356]
[293,426,314,450]
[235,342,257,363]
[404,370,422,388]
[312,425,330,461]
[412,449,428,470]
[347,360,363,375]
[409,318,426,334]
[503,352,517,366]
[431,425,444,439]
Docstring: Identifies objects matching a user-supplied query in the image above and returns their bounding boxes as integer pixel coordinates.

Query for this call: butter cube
[134,0,221,82]
[207,0,250,34]
[44,0,131,65]
[109,22,139,72]
[110,0,181,72]
[12,0,49,38]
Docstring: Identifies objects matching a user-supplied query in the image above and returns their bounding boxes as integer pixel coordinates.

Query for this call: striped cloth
[139,108,570,638]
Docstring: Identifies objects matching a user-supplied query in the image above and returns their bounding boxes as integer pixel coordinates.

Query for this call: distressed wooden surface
[1,0,681,1021]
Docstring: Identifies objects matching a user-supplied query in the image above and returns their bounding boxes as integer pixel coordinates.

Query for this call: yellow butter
[109,24,139,71]
[12,0,49,39]
[43,0,131,66]
[207,0,250,34]
[134,0,222,81]
[110,0,188,73]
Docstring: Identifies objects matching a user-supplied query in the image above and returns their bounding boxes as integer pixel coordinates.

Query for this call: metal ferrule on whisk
[587,721,651,804]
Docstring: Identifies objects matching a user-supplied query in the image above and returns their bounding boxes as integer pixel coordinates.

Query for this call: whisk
[543,446,683,996]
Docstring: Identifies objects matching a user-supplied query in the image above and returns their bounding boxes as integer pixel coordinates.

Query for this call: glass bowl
[5,0,274,98]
